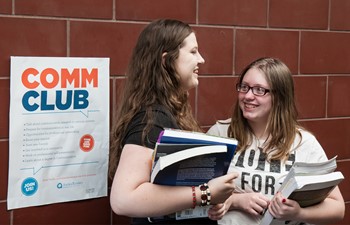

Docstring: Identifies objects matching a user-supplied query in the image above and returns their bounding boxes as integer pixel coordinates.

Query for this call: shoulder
[133,105,176,125]
[297,128,320,145]
[152,104,171,114]
[298,128,316,139]
[151,105,178,128]
[207,118,231,137]
[294,128,328,163]
[124,105,178,148]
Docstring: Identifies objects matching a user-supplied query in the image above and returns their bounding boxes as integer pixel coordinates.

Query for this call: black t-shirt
[123,105,179,149]
[123,105,216,225]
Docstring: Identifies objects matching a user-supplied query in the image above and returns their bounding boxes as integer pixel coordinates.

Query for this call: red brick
[0,79,9,138]
[0,202,10,225]
[330,0,350,31]
[300,119,350,159]
[328,76,350,117]
[194,27,234,75]
[0,17,66,76]
[110,77,125,126]
[294,76,327,119]
[115,0,196,23]
[235,29,299,74]
[197,76,238,126]
[70,21,145,76]
[15,0,113,19]
[0,141,9,200]
[13,197,110,225]
[270,0,329,29]
[199,0,267,26]
[300,32,350,74]
[0,0,11,14]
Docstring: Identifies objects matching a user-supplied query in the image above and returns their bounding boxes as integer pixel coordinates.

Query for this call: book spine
[157,130,164,143]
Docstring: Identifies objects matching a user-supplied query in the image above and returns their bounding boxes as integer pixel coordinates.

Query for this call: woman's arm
[110,144,238,217]
[228,192,270,216]
[269,186,345,224]
[207,190,270,220]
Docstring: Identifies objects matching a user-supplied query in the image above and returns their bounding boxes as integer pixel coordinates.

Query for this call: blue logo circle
[57,183,63,189]
[21,177,38,196]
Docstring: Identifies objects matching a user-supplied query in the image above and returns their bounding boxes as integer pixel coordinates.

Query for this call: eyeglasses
[236,83,270,96]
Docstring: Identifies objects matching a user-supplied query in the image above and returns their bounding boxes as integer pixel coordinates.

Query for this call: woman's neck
[249,121,269,140]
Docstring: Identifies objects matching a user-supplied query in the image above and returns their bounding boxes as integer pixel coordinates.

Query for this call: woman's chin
[184,80,198,90]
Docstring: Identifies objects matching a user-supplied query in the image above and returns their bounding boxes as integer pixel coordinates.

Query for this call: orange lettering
[81,68,98,88]
[40,68,59,89]
[61,68,80,88]
[22,68,39,89]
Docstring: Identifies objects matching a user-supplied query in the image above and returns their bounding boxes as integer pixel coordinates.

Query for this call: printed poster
[7,56,110,209]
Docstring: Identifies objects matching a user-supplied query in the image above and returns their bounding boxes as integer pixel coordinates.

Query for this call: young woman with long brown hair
[109,19,237,225]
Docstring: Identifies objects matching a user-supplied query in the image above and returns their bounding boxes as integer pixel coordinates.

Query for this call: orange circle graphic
[80,134,94,152]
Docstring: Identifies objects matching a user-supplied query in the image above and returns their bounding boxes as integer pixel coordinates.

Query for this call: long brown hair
[228,57,302,161]
[109,19,201,178]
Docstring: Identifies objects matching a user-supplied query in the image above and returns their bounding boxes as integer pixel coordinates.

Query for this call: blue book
[151,129,238,186]
[158,128,237,160]
[148,129,238,222]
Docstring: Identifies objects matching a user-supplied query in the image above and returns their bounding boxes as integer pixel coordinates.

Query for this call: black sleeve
[123,106,179,149]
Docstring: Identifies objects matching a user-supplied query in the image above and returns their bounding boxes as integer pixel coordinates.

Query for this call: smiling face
[174,32,205,91]
[238,68,272,128]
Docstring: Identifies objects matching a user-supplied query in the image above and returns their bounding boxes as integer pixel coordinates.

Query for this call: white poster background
[8,56,109,209]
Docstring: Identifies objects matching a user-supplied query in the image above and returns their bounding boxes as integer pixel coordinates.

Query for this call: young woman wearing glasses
[206,57,345,225]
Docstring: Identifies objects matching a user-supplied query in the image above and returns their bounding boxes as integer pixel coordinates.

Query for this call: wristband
[191,186,196,209]
[199,183,211,206]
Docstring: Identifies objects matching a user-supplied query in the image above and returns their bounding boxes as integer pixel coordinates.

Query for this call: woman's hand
[232,192,270,216]
[268,187,344,224]
[268,192,301,221]
[207,172,238,204]
[208,203,230,220]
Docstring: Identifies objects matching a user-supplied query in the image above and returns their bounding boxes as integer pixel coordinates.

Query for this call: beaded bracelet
[199,183,211,206]
[191,186,196,209]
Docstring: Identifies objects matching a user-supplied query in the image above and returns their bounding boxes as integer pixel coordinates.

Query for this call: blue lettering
[22,90,89,112]
[22,90,39,111]
[41,91,55,110]
[56,90,72,110]
[74,90,89,109]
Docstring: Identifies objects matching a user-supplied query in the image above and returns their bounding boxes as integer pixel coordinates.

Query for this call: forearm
[111,181,189,217]
[289,187,345,224]
[295,197,345,224]
[110,182,199,217]
[227,193,240,210]
[110,144,237,217]
[110,145,198,217]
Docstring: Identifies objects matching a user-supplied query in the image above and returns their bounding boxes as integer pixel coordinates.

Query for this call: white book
[260,156,344,225]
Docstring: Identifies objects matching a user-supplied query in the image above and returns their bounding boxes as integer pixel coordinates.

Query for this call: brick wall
[0,0,349,224]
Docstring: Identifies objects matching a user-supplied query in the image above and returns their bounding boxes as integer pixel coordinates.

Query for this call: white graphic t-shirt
[207,119,328,225]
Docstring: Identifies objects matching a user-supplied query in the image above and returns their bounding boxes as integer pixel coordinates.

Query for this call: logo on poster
[21,67,98,112]
[57,181,83,189]
[80,134,94,152]
[21,177,38,196]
